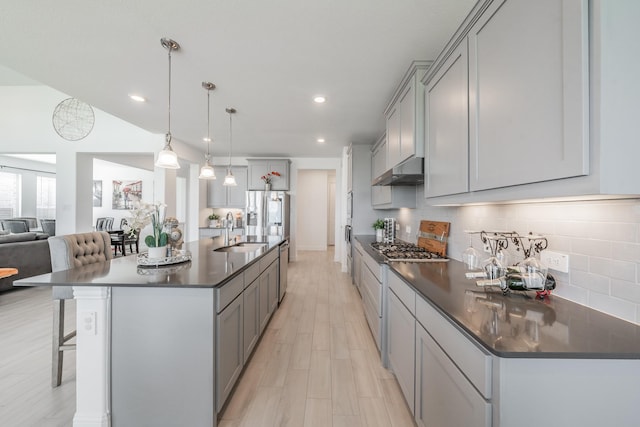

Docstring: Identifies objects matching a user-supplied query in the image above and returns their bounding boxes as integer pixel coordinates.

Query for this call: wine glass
[462,235,481,270]
[482,255,507,281]
[520,243,548,290]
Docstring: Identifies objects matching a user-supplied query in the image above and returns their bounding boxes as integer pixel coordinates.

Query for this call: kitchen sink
[214,243,267,253]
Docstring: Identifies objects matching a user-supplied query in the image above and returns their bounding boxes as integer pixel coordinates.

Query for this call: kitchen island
[355,235,640,427]
[16,235,285,427]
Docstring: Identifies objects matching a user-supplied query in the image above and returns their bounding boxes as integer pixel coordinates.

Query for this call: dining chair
[41,219,56,236]
[95,217,107,231]
[95,217,114,231]
[120,218,140,255]
[48,231,113,387]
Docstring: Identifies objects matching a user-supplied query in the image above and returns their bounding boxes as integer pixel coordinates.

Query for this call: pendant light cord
[206,89,211,157]
[228,111,233,167]
[167,47,172,143]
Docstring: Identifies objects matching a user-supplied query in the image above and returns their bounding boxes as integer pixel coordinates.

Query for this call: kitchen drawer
[216,274,244,314]
[389,270,415,315]
[361,250,384,282]
[416,295,492,399]
[244,262,260,288]
[259,248,278,272]
[362,287,381,350]
[361,261,382,316]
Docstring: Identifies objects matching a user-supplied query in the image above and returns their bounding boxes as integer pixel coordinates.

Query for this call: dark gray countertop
[15,235,283,289]
[356,235,640,359]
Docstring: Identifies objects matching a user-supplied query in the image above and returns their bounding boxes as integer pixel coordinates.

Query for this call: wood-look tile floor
[219,249,416,427]
[0,285,76,426]
[0,249,415,426]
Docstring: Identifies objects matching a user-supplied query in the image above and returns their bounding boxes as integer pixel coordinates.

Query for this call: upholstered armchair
[48,231,113,387]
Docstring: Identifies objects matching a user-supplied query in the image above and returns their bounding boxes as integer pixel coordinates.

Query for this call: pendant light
[198,81,216,179]
[223,107,237,186]
[155,37,181,169]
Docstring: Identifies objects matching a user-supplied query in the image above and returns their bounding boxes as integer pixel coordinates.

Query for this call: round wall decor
[52,98,95,141]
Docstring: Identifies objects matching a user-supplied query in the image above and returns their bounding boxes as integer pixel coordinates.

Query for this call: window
[37,175,56,219]
[0,171,20,218]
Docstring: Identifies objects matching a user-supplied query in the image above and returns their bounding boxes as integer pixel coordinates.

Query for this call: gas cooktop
[371,241,449,263]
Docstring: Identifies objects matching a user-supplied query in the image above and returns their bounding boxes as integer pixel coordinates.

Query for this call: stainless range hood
[372,156,424,186]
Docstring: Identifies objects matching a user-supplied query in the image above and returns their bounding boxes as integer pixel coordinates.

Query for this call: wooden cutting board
[417,220,450,258]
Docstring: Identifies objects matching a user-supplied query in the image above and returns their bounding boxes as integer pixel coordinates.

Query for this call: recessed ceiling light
[313,95,326,104]
[317,138,325,143]
[129,94,146,102]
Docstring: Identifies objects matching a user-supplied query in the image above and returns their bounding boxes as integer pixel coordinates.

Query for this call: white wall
[296,170,330,251]
[289,158,342,262]
[0,85,209,236]
[92,158,155,228]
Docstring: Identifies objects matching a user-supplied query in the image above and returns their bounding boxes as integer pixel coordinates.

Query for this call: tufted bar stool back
[48,231,113,387]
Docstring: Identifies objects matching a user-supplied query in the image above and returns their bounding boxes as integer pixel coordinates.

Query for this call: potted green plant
[373,219,385,242]
[208,212,220,228]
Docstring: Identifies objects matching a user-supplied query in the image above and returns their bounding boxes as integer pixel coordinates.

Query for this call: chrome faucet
[224,211,235,245]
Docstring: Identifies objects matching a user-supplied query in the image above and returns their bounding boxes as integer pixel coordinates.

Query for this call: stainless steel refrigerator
[245,191,290,239]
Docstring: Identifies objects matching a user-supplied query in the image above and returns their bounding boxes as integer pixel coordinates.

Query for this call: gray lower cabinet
[216,293,244,413]
[360,260,382,350]
[353,241,363,292]
[259,259,278,334]
[415,324,491,427]
[243,279,259,364]
[387,287,416,414]
[268,261,278,314]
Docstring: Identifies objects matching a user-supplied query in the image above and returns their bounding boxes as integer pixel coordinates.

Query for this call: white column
[72,286,111,427]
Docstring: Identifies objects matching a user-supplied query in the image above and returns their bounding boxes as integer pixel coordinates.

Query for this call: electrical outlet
[540,250,569,273]
[483,242,491,253]
[81,311,97,335]
[406,225,411,235]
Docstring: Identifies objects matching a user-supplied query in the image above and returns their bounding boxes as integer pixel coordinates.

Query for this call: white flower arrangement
[125,200,168,248]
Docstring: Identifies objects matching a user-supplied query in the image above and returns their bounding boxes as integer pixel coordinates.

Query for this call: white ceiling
[0,0,476,159]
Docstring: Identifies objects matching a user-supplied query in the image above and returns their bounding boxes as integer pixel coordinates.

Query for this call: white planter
[147,245,167,259]
[209,220,219,228]
[376,229,383,242]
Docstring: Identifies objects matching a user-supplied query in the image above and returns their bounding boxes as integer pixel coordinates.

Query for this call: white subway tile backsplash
[589,257,612,277]
[411,197,640,324]
[610,279,640,304]
[553,283,588,305]
[612,242,640,262]
[569,254,589,271]
[571,270,610,295]
[588,292,637,324]
[588,222,637,243]
[610,260,637,282]
[555,221,590,238]
[570,238,612,258]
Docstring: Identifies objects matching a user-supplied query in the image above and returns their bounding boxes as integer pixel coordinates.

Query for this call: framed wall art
[112,180,142,210]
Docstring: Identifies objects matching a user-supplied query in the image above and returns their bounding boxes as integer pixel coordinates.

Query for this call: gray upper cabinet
[422,0,600,203]
[247,159,291,191]
[371,134,416,209]
[384,61,431,169]
[468,0,588,191]
[207,166,248,208]
[424,40,469,198]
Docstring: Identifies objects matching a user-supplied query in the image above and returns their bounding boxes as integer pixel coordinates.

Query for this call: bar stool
[48,231,113,387]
